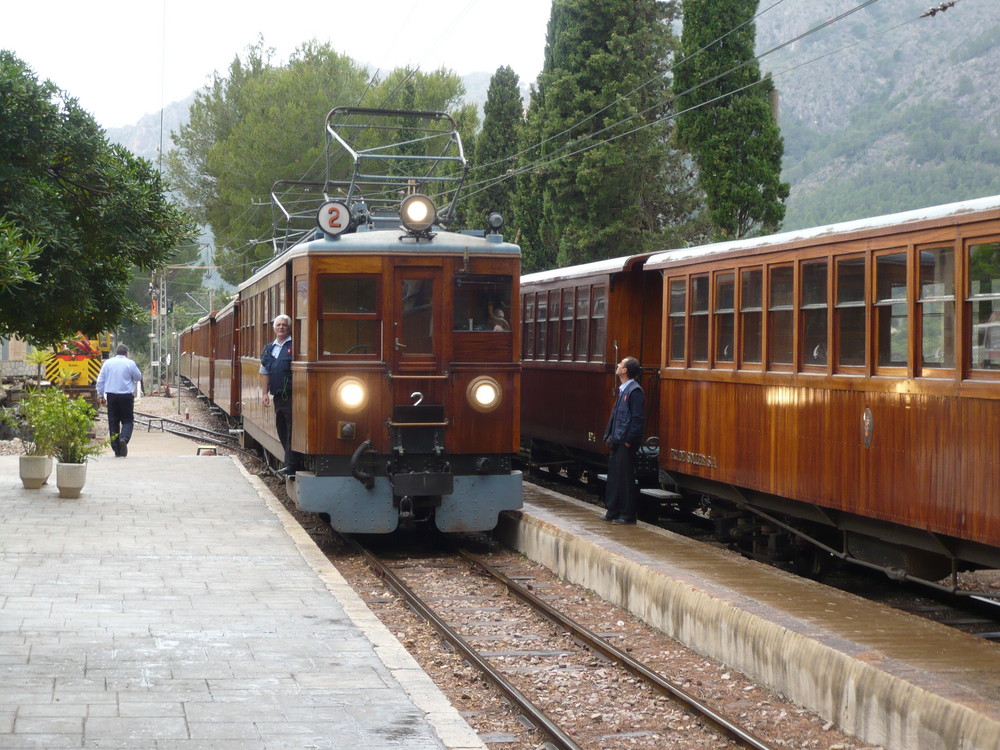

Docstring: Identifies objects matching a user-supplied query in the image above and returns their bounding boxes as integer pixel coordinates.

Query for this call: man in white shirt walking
[96,344,143,457]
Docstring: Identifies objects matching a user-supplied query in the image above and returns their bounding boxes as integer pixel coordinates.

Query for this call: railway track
[346,535,781,750]
[130,408,262,460]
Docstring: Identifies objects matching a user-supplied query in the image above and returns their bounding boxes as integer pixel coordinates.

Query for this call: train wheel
[792,544,830,579]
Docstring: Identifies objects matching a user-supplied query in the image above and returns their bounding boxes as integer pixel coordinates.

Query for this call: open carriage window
[968,240,1000,372]
[320,276,380,357]
[453,274,512,332]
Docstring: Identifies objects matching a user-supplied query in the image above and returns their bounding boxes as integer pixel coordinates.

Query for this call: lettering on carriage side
[669,448,718,469]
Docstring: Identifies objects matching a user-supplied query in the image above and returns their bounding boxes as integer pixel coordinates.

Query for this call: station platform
[498,485,1000,750]
[0,443,485,749]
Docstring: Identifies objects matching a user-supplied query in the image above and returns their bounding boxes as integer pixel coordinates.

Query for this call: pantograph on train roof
[270,108,469,254]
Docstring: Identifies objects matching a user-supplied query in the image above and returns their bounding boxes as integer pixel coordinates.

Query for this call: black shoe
[601,514,616,522]
[612,517,636,525]
[276,467,295,477]
[112,439,121,457]
[120,441,128,457]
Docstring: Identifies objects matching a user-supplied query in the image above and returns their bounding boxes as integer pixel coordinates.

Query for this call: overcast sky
[2,0,552,129]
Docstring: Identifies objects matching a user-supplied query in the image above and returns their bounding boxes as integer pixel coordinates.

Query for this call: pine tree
[674,0,789,239]
[518,0,701,269]
[469,67,523,231]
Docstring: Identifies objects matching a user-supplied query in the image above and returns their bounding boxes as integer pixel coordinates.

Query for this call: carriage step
[640,488,682,501]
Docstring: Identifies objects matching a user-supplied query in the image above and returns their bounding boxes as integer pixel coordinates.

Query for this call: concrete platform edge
[495,506,1000,750]
[230,459,487,750]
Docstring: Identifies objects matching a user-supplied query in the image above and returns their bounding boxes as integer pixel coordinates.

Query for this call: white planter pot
[19,455,53,489]
[56,462,87,498]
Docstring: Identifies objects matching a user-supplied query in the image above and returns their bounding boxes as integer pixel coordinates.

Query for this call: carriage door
[391,266,443,374]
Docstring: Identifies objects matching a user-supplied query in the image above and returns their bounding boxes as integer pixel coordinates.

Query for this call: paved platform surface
[0,446,485,749]
[501,485,1000,750]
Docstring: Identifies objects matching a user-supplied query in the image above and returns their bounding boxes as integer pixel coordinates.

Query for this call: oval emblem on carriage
[862,408,873,449]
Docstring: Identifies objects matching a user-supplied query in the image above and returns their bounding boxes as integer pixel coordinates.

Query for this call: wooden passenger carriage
[648,196,1000,580]
[519,254,662,481]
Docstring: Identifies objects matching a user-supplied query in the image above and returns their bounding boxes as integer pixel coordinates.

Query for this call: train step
[640,488,682,501]
[595,475,681,501]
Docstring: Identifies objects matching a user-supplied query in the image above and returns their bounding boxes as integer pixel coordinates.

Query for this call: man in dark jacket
[602,356,645,524]
[259,314,297,475]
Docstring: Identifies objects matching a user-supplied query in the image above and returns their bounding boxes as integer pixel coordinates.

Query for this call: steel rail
[128,411,261,461]
[459,548,781,750]
[344,536,585,750]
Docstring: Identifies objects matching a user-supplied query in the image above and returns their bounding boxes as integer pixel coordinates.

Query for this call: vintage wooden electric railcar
[519,254,663,483]
[182,108,522,534]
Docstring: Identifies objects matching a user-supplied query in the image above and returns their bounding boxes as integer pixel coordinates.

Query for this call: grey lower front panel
[291,471,523,534]
[436,472,523,532]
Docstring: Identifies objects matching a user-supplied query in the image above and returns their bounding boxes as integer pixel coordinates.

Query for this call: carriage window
[522,294,536,360]
[691,275,709,363]
[536,293,548,359]
[560,289,575,360]
[320,276,380,356]
[801,261,828,367]
[546,291,560,359]
[769,265,794,366]
[740,269,762,365]
[836,257,866,368]
[590,285,606,361]
[575,286,590,360]
[918,247,954,370]
[968,240,1000,370]
[714,273,735,364]
[453,274,512,332]
[669,279,686,362]
[875,252,908,368]
[295,276,308,357]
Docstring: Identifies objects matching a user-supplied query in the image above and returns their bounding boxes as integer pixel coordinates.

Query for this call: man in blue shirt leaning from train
[602,356,645,525]
[259,314,297,476]
[96,344,143,457]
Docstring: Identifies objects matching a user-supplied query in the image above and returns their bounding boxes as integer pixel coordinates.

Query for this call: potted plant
[14,388,57,489]
[27,389,106,498]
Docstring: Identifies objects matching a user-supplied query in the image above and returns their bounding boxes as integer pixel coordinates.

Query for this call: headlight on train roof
[400,194,437,233]
[332,376,369,414]
[466,376,502,413]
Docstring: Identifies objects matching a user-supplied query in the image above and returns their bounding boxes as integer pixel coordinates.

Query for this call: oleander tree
[673,0,789,239]
[0,51,195,346]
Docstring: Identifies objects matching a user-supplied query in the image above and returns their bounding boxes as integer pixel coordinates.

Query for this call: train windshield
[453,274,512,332]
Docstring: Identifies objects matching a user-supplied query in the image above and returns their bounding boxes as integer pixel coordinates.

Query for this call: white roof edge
[522,253,651,285]
[647,195,1000,268]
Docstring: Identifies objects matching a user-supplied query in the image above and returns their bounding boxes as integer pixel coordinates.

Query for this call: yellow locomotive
[45,332,112,389]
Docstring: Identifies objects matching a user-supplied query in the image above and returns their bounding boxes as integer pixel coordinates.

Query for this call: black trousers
[604,442,639,521]
[273,393,295,469]
[106,393,135,453]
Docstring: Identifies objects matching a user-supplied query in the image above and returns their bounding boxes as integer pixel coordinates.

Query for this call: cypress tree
[469,67,523,231]
[518,0,700,269]
[674,0,789,238]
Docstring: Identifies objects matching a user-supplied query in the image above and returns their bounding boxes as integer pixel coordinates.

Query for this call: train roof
[521,252,656,287]
[238,226,520,293]
[646,194,1000,270]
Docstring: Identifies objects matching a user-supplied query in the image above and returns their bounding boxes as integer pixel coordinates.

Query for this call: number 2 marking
[326,204,342,228]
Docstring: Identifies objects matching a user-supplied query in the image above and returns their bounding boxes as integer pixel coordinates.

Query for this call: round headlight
[400,194,437,233]
[332,376,369,413]
[466,376,502,413]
